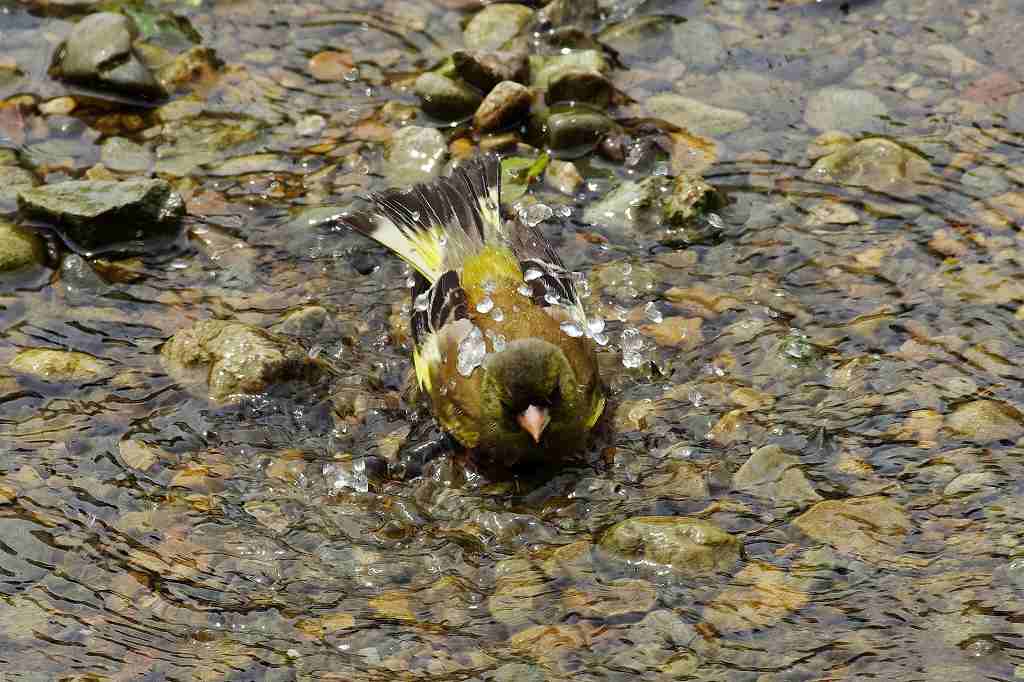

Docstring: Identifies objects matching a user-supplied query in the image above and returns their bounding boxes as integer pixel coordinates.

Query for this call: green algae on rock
[161,319,324,402]
[600,516,741,575]
[0,219,45,273]
[17,179,184,252]
[10,348,108,381]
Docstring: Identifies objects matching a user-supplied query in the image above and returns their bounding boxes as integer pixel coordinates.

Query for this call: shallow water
[2,0,1024,680]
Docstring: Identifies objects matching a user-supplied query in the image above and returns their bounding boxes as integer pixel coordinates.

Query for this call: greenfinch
[339,154,605,464]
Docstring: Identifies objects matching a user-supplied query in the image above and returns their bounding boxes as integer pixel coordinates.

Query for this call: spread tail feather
[337,154,503,283]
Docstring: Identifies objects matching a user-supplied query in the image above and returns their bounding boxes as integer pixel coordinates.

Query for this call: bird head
[480,338,576,447]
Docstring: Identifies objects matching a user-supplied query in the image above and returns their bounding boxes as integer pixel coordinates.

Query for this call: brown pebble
[309,51,354,82]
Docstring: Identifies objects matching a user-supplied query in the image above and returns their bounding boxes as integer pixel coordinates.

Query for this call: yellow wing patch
[461,245,522,292]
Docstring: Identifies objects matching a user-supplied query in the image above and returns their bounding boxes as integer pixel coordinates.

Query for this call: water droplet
[560,321,584,337]
[410,210,421,221]
[486,329,507,352]
[406,276,416,288]
[476,296,494,314]
[593,332,609,346]
[414,291,430,311]
[491,307,504,322]
[518,283,533,296]
[544,291,561,306]
[524,268,542,282]
[587,318,605,336]
[556,205,572,219]
[457,326,486,377]
[481,279,496,294]
[644,302,663,323]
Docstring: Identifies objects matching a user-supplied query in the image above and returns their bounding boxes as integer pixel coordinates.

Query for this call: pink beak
[517,405,550,444]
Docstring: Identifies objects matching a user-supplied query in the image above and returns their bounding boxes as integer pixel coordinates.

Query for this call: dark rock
[54,12,165,99]
[546,68,613,107]
[452,49,528,91]
[414,72,482,121]
[17,179,184,252]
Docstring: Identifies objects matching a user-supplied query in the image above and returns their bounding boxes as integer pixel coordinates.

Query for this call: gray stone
[0,166,38,211]
[598,15,675,60]
[17,179,184,252]
[943,471,999,497]
[275,305,330,339]
[671,20,726,69]
[56,12,164,99]
[453,50,528,91]
[805,86,889,133]
[99,136,153,173]
[733,445,822,507]
[474,81,532,132]
[1008,93,1024,131]
[463,3,534,50]
[415,72,482,121]
[0,219,44,273]
[599,516,741,575]
[647,93,751,137]
[161,319,322,402]
[385,126,447,185]
[59,254,109,296]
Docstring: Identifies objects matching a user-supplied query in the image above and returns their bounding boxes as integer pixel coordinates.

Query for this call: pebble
[308,50,353,81]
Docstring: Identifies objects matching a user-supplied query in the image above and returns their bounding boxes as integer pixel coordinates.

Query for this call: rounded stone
[414,72,482,121]
[463,3,534,50]
[308,50,354,82]
[0,220,45,273]
[599,516,741,575]
[474,80,532,132]
[805,87,889,133]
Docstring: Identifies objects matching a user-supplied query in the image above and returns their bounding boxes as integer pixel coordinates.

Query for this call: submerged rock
[385,126,447,185]
[647,93,751,137]
[161,319,323,402]
[600,516,741,575]
[0,219,45,273]
[807,137,932,194]
[99,136,154,173]
[804,86,888,133]
[452,49,528,91]
[17,179,184,252]
[794,496,911,564]
[733,445,822,507]
[534,103,614,156]
[530,50,609,90]
[414,72,482,121]
[547,68,613,107]
[672,20,726,69]
[10,348,107,381]
[53,12,164,99]
[947,399,1024,443]
[598,15,675,60]
[463,3,534,50]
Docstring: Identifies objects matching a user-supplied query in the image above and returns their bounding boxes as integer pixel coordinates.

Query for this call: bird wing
[337,155,503,283]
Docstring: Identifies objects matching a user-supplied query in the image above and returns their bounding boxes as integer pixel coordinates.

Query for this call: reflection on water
[2,0,1024,679]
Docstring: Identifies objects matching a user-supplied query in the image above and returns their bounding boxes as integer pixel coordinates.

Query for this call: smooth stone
[385,126,448,185]
[703,561,810,633]
[452,49,528,91]
[10,348,107,381]
[541,105,614,155]
[99,136,153,173]
[805,86,889,133]
[415,72,482,121]
[671,20,726,69]
[308,50,354,82]
[794,496,911,564]
[947,399,1024,443]
[733,445,822,506]
[647,93,751,137]
[544,159,583,194]
[463,3,534,50]
[599,516,741,575]
[59,253,109,296]
[274,305,330,339]
[161,319,322,402]
[0,219,45,273]
[474,81,532,132]
[530,50,609,89]
[546,68,612,107]
[157,47,221,96]
[17,179,184,252]
[943,471,998,496]
[57,12,164,98]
